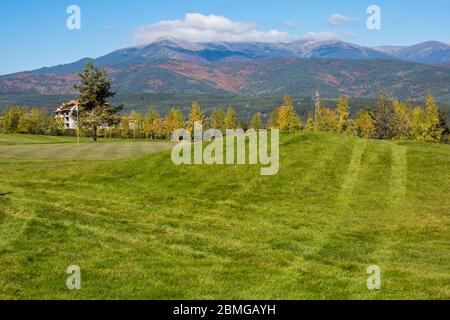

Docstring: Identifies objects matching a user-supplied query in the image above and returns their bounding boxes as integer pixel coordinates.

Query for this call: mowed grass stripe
[371,142,450,299]
[337,139,367,208]
[389,144,408,203]
[299,141,394,299]
[257,135,363,299]
[0,142,175,161]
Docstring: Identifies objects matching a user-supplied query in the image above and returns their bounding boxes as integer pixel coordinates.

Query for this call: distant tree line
[0,93,448,143]
[267,93,448,143]
[0,107,54,135]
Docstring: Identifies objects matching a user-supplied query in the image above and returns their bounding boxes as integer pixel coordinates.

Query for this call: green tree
[250,112,263,130]
[373,94,394,139]
[0,106,25,134]
[74,61,123,141]
[210,108,225,132]
[224,106,238,130]
[437,109,449,142]
[18,108,50,135]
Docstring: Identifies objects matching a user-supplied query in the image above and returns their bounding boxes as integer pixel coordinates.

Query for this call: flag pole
[77,104,80,148]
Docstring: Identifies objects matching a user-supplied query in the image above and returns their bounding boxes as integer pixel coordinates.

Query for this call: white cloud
[328,14,357,26]
[304,31,340,41]
[134,13,291,43]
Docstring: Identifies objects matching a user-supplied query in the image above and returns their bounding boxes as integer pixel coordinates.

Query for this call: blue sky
[0,0,449,75]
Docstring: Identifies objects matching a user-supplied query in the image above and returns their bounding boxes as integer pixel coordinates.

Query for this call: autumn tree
[17,108,49,135]
[120,115,132,138]
[210,108,225,132]
[0,106,25,134]
[269,108,279,129]
[188,102,205,134]
[251,112,263,130]
[336,96,350,133]
[165,108,184,138]
[422,93,443,142]
[129,111,144,139]
[305,113,315,132]
[411,106,425,140]
[316,101,337,132]
[152,117,166,139]
[277,95,302,132]
[392,100,411,140]
[224,106,238,130]
[74,61,123,141]
[355,109,375,139]
[144,108,160,139]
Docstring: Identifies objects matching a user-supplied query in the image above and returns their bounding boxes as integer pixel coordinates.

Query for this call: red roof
[65,100,79,107]
[55,100,79,113]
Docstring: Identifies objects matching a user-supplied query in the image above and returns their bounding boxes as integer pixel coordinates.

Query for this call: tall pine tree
[75,61,122,141]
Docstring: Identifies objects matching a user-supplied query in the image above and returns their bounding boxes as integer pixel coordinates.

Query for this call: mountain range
[1,38,450,101]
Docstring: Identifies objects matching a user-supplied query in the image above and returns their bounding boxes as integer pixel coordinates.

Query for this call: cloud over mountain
[328,14,357,26]
[134,13,291,43]
[304,31,339,41]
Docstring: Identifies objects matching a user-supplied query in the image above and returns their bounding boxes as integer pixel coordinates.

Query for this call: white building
[55,100,79,129]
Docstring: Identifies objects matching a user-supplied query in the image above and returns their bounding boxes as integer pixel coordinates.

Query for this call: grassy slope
[0,133,448,299]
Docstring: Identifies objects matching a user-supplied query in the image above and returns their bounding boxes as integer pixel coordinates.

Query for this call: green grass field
[0,134,89,146]
[0,134,174,160]
[0,133,448,299]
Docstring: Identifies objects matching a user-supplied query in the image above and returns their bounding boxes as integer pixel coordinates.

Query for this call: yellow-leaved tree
[224,106,238,130]
[355,109,375,139]
[336,96,350,133]
[251,112,263,130]
[210,108,226,132]
[411,106,424,140]
[165,108,184,138]
[392,100,411,140]
[188,102,205,134]
[422,93,443,142]
[305,113,315,132]
[277,95,302,132]
[143,108,160,139]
